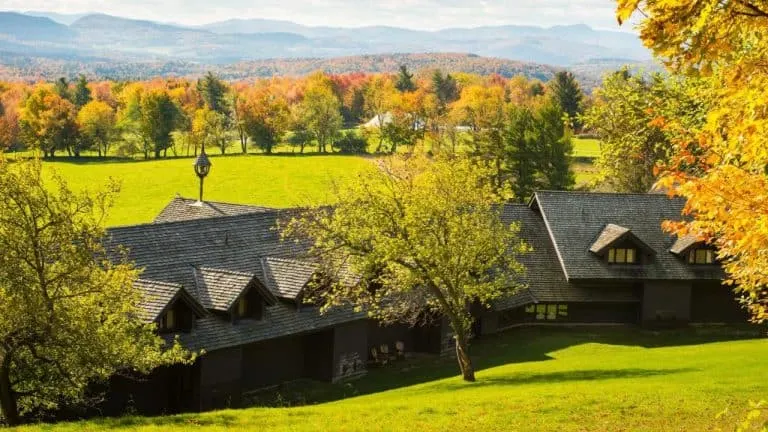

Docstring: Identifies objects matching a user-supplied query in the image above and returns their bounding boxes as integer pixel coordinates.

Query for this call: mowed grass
[40,154,374,227]
[572,137,601,159]
[18,327,768,432]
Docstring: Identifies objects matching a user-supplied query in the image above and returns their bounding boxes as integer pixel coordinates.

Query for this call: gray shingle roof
[106,209,350,353]
[261,257,318,300]
[194,267,277,312]
[589,224,630,254]
[670,234,701,256]
[493,204,639,311]
[178,306,364,352]
[134,279,207,322]
[533,191,723,281]
[154,196,275,224]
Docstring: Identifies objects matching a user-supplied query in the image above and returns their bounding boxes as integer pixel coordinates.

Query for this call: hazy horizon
[2,0,636,32]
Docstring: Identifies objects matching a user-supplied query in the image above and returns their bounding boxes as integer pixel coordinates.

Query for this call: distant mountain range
[0,11,655,82]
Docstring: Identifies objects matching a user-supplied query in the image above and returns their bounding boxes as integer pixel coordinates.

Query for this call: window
[159,309,175,331]
[688,248,715,265]
[608,248,636,264]
[235,297,248,318]
[526,304,568,321]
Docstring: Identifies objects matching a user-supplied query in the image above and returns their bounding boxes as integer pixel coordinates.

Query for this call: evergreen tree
[53,77,71,101]
[432,70,459,112]
[504,106,539,201]
[73,74,92,108]
[549,71,584,130]
[395,65,416,93]
[536,99,575,191]
[197,72,230,118]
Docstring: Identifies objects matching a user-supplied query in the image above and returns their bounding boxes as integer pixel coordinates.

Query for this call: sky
[2,0,635,31]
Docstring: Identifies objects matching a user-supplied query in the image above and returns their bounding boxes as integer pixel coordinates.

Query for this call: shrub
[334,131,368,154]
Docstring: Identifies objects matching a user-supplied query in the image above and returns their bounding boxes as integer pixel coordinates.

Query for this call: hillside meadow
[14,327,768,432]
[39,154,374,227]
[18,137,600,227]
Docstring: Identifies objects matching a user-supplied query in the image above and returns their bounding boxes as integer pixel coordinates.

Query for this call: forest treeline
[0,67,587,199]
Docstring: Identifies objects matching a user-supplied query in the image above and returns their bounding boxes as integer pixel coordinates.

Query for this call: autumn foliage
[618,0,768,321]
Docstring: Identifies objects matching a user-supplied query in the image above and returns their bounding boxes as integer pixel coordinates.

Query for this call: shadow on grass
[246,325,762,407]
[438,367,698,391]
[13,151,372,166]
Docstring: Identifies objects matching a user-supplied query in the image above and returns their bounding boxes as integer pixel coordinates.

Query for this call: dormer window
[590,224,654,265]
[159,309,176,332]
[608,248,637,264]
[232,290,264,321]
[688,248,715,265]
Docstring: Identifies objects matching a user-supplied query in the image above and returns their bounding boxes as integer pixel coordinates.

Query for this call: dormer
[194,267,277,322]
[670,234,717,265]
[135,279,207,333]
[589,224,655,265]
[261,257,319,308]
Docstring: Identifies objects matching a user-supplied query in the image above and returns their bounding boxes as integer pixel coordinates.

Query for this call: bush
[334,131,368,154]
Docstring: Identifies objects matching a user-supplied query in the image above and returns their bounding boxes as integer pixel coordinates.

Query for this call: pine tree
[549,71,584,130]
[73,74,92,108]
[395,65,416,93]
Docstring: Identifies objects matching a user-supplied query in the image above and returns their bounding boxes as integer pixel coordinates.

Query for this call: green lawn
[572,137,601,159]
[39,154,374,227]
[17,327,767,431]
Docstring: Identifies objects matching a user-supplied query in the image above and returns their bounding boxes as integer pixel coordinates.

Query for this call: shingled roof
[106,209,351,353]
[134,279,207,323]
[493,205,639,311]
[532,191,723,281]
[261,257,318,300]
[194,267,277,311]
[670,234,702,256]
[154,196,275,223]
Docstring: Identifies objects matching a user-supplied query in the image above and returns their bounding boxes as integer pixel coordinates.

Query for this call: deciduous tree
[299,74,342,153]
[192,108,230,155]
[77,100,116,157]
[284,155,528,382]
[0,158,191,426]
[19,86,78,158]
[140,90,182,158]
[617,0,768,321]
[582,70,671,193]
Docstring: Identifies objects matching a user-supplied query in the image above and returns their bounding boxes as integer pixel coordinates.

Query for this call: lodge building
[98,191,748,416]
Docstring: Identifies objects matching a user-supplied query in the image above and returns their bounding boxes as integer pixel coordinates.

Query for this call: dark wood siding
[241,336,305,391]
[199,347,243,410]
[332,321,368,381]
[303,330,334,381]
[489,302,640,331]
[691,282,749,323]
[95,363,200,417]
[642,281,692,326]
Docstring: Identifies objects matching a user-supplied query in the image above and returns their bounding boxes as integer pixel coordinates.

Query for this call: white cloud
[4,0,633,31]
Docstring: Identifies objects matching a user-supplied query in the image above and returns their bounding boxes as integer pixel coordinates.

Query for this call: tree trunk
[454,333,475,382]
[0,358,20,426]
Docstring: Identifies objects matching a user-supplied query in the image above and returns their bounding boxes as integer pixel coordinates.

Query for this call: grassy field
[23,137,601,227]
[572,138,601,159]
[40,154,374,227]
[17,327,767,432]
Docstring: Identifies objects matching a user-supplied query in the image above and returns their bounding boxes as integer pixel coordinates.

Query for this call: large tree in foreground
[0,159,190,426]
[285,155,528,382]
[617,0,768,321]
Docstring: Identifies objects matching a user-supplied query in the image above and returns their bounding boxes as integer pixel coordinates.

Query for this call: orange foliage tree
[617,0,768,321]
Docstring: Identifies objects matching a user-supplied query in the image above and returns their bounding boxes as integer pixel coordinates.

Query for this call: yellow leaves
[616,0,641,25]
